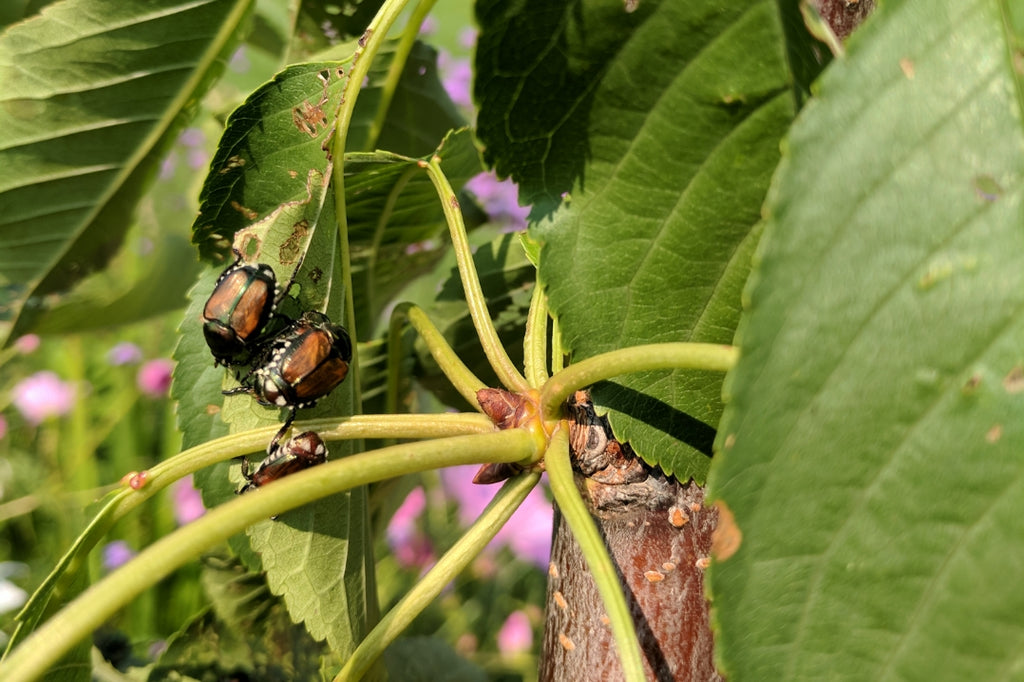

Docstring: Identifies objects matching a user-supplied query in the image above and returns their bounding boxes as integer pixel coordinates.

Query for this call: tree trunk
[539,394,721,682]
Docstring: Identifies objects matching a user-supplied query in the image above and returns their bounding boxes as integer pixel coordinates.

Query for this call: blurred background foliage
[0,0,549,679]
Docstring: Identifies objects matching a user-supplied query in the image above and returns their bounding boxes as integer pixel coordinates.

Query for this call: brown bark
[815,0,876,41]
[540,394,721,682]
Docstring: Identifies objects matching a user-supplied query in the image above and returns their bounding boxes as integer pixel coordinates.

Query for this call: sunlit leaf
[0,0,253,344]
[510,0,793,480]
[708,2,1024,679]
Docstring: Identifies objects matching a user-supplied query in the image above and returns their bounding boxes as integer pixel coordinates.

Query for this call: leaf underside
[708,1,1024,680]
[480,0,795,481]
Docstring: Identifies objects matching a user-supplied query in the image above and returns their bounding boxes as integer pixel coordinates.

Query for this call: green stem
[540,342,738,420]
[523,282,549,387]
[389,303,487,411]
[422,156,529,392]
[545,425,646,682]
[551,315,565,374]
[8,413,493,643]
[329,0,410,405]
[0,430,537,682]
[335,471,541,681]
[366,165,417,321]
[365,0,438,149]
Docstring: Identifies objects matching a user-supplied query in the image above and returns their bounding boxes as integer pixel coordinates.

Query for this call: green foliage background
[4,0,1024,680]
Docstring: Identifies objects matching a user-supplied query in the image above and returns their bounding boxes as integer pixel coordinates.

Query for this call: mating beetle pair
[226,310,352,452]
[204,251,352,461]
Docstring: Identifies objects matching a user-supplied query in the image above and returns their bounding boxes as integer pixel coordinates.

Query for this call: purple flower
[13,335,40,354]
[11,371,76,425]
[0,415,7,440]
[321,21,340,44]
[107,342,143,366]
[387,487,434,569]
[458,27,478,49]
[419,15,438,36]
[172,475,206,525]
[229,45,250,73]
[465,172,530,231]
[179,128,205,148]
[497,610,533,655]
[137,359,174,397]
[187,149,208,170]
[438,51,473,110]
[441,465,552,569]
[102,541,136,571]
[158,152,177,180]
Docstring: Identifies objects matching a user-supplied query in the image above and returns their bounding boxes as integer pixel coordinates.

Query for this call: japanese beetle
[226,310,352,441]
[203,254,282,366]
[238,430,328,493]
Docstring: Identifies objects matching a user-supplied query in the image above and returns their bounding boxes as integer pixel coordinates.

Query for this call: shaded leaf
[345,128,483,334]
[0,0,253,343]
[525,0,793,481]
[289,0,385,60]
[31,232,199,334]
[383,637,487,682]
[708,1,1024,679]
[474,0,613,216]
[150,557,325,681]
[401,230,535,409]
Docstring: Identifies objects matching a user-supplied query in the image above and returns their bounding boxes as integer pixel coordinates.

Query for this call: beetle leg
[266,405,299,454]
[267,416,294,456]
[222,385,253,397]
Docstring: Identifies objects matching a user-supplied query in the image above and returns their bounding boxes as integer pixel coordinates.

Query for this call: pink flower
[158,152,177,180]
[387,487,434,569]
[137,359,174,397]
[441,465,552,569]
[179,128,205,148]
[458,27,478,49]
[11,371,76,425]
[172,476,206,525]
[419,15,438,36]
[465,172,530,231]
[497,610,533,655]
[107,342,142,366]
[13,335,40,354]
[0,415,7,440]
[438,51,473,110]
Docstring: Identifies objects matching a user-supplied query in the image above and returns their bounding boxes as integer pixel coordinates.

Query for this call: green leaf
[474,0,610,216]
[344,128,483,334]
[184,56,371,653]
[383,637,487,682]
[708,1,1024,679]
[341,38,467,157]
[0,0,253,344]
[289,0,385,60]
[150,557,325,681]
[402,230,535,408]
[30,232,199,334]
[191,60,348,263]
[524,0,793,481]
